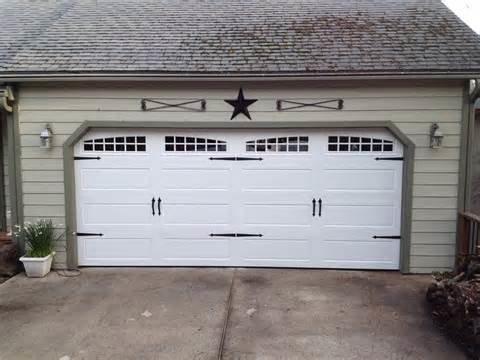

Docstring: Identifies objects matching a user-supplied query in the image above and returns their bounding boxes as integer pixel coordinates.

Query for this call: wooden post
[458,212,470,258]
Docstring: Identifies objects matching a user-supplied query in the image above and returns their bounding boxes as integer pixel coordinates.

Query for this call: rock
[141,310,152,318]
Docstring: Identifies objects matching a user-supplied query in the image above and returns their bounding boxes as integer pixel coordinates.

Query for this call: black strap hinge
[75,232,104,237]
[375,157,404,161]
[210,233,236,237]
[210,233,263,237]
[74,156,101,160]
[235,233,263,237]
[372,235,401,239]
[209,157,263,161]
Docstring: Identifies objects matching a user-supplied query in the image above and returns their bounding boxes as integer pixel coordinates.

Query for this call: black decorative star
[224,88,258,120]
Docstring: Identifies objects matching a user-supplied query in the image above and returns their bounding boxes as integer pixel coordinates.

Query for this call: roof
[1,0,480,78]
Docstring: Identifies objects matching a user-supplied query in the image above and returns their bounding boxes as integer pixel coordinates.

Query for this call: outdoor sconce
[430,123,444,149]
[40,124,53,149]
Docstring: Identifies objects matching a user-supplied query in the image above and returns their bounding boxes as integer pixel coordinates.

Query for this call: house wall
[16,80,465,273]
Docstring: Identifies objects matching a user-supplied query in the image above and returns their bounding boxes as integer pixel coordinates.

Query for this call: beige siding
[17,80,465,272]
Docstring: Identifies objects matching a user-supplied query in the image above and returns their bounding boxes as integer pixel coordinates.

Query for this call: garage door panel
[323,156,401,168]
[242,225,310,240]
[241,190,312,204]
[242,204,311,225]
[160,157,231,167]
[83,204,151,225]
[241,169,312,190]
[163,204,232,225]
[162,239,230,260]
[161,168,231,189]
[324,169,396,191]
[323,191,397,206]
[81,191,153,204]
[80,168,151,190]
[161,224,230,238]
[239,155,312,165]
[163,190,232,204]
[324,205,395,227]
[322,240,400,268]
[83,237,152,262]
[85,225,153,238]
[76,155,152,168]
[323,227,393,239]
[240,239,310,262]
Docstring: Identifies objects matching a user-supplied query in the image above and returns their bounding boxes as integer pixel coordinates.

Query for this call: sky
[443,0,480,34]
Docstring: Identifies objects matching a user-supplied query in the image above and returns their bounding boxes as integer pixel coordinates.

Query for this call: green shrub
[15,220,61,257]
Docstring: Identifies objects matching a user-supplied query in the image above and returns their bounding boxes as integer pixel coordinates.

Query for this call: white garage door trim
[76,129,402,269]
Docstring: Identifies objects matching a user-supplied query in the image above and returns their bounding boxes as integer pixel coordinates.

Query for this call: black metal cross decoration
[276,99,344,111]
[141,98,206,112]
[224,88,258,120]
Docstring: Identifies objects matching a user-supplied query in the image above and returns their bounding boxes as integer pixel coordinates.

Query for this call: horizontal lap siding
[17,81,464,271]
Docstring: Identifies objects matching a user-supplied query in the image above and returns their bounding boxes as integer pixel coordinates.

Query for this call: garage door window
[83,136,146,152]
[328,136,393,152]
[246,136,309,152]
[165,136,227,152]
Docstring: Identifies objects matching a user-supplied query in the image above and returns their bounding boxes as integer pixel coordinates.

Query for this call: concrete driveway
[0,268,465,360]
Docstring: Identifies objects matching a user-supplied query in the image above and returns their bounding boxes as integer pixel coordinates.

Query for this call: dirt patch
[239,275,270,287]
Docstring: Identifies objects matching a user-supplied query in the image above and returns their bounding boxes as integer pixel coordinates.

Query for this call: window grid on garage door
[327,136,394,152]
[246,136,309,152]
[83,136,146,152]
[165,136,227,152]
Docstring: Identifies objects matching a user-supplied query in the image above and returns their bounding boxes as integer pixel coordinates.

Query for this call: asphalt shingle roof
[1,0,480,76]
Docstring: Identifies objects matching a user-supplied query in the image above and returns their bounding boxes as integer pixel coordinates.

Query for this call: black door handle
[158,197,161,216]
[312,199,316,216]
[318,198,322,217]
[151,197,155,216]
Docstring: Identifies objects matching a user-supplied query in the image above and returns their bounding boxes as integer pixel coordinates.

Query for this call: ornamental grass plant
[15,220,60,257]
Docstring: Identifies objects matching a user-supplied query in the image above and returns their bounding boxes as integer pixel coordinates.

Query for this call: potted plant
[17,220,59,277]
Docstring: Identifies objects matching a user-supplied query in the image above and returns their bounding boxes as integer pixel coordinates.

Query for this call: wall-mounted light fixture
[40,124,53,149]
[430,123,443,149]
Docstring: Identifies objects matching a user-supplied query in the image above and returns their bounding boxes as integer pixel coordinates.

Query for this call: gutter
[0,71,480,82]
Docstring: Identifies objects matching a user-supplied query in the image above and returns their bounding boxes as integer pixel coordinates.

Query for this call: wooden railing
[458,212,480,257]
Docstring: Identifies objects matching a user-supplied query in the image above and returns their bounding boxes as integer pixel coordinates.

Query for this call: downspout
[0,86,14,231]
[0,85,23,253]
[471,79,480,104]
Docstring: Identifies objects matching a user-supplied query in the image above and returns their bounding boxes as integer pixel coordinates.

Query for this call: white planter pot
[19,252,55,278]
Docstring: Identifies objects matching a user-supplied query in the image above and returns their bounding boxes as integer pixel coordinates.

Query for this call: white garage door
[75,128,403,269]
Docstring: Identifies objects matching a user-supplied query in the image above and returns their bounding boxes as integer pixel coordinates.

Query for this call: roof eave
[0,70,479,82]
